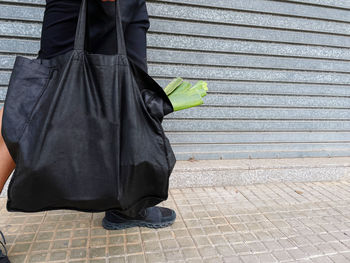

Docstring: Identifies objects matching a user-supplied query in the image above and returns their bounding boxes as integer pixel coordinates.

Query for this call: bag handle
[74,0,127,56]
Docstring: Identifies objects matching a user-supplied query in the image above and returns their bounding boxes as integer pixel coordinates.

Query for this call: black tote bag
[2,0,176,216]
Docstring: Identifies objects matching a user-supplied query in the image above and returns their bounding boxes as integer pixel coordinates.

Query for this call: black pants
[38,0,150,73]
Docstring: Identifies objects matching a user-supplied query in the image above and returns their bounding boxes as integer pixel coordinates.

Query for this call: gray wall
[1,0,350,160]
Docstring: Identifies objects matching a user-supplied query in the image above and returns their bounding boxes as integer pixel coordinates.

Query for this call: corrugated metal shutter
[1,0,350,160]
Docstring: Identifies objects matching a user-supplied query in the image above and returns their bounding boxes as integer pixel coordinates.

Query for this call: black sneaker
[0,231,10,263]
[102,206,176,230]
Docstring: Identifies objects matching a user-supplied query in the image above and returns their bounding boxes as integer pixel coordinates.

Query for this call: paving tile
[188,227,205,236]
[143,241,161,253]
[14,233,35,243]
[329,253,350,263]
[54,230,71,240]
[246,241,267,253]
[173,229,190,238]
[126,254,145,263]
[208,234,227,245]
[157,230,173,240]
[164,250,184,261]
[69,248,87,259]
[52,239,70,249]
[215,244,235,257]
[36,231,54,241]
[223,255,241,262]
[240,233,257,242]
[299,245,323,257]
[73,229,89,238]
[202,257,224,263]
[126,234,141,244]
[89,247,106,259]
[203,226,221,236]
[28,252,48,263]
[22,224,40,233]
[38,223,58,232]
[91,228,107,237]
[2,181,350,262]
[8,254,26,263]
[90,259,106,263]
[90,237,107,247]
[224,233,243,243]
[192,235,211,246]
[10,243,31,254]
[108,245,125,256]
[273,250,294,262]
[144,252,165,263]
[232,243,251,254]
[126,243,143,254]
[71,238,88,248]
[288,248,309,260]
[256,253,277,263]
[140,232,157,242]
[181,247,201,259]
[217,224,235,234]
[311,256,334,263]
[240,254,259,263]
[315,242,337,254]
[49,250,67,261]
[109,235,125,244]
[31,241,50,251]
[198,246,218,258]
[262,240,283,251]
[177,237,196,248]
[109,256,126,263]
[329,241,349,253]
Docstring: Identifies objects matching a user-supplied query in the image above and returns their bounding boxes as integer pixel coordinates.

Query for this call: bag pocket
[1,56,52,161]
[140,89,168,123]
[140,88,177,174]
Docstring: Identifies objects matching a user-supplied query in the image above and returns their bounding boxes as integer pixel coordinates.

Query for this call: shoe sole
[102,217,176,230]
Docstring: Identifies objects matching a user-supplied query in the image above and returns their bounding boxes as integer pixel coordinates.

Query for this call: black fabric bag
[2,0,176,216]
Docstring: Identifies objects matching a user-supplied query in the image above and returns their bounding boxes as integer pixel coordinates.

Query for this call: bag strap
[74,0,127,56]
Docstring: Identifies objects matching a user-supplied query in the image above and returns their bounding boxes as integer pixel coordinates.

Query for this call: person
[0,231,9,263]
[0,0,176,259]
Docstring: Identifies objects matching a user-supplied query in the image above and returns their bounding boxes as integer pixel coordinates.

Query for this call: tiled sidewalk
[1,181,350,263]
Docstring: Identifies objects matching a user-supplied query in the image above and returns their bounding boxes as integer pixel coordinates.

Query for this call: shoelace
[0,231,7,258]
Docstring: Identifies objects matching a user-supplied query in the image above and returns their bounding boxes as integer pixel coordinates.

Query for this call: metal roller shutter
[1,0,350,160]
